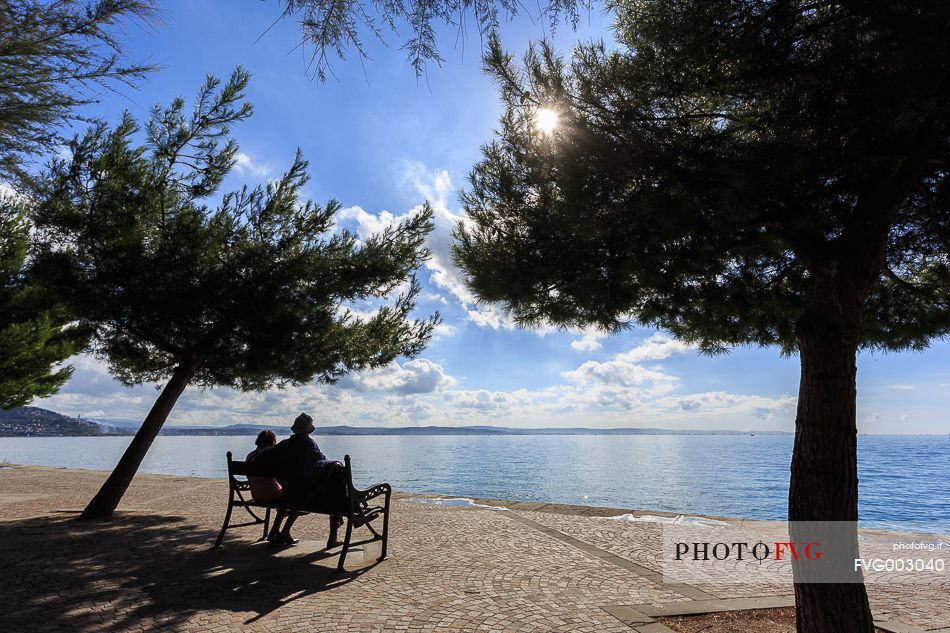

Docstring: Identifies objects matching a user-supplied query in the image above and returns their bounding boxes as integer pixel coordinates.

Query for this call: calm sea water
[1,434,947,533]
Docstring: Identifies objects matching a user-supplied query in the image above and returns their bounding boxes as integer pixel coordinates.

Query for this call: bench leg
[379,493,391,561]
[214,497,235,548]
[334,518,354,573]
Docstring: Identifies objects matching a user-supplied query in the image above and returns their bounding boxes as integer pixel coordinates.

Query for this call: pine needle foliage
[0,0,157,190]
[0,204,86,409]
[277,0,592,80]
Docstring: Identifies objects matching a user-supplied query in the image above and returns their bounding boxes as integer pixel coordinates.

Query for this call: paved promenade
[0,464,945,632]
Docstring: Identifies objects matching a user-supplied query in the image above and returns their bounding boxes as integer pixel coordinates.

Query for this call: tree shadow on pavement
[0,514,379,632]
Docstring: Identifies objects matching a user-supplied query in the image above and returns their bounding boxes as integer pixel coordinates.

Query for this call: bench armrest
[354,482,391,502]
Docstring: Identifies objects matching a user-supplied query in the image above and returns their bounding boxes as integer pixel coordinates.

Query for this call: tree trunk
[789,277,874,633]
[79,357,200,520]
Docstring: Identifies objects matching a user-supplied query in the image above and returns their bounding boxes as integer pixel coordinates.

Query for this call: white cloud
[337,304,381,321]
[563,359,677,391]
[433,322,457,339]
[56,355,116,395]
[616,333,693,363]
[886,385,915,391]
[336,205,404,241]
[442,388,532,416]
[233,152,271,178]
[560,332,691,404]
[0,182,22,201]
[36,348,801,431]
[339,359,456,394]
[401,160,453,209]
[334,197,492,328]
[570,329,609,352]
[402,162,552,333]
[421,291,449,305]
[394,397,438,423]
[654,391,796,417]
[465,304,519,330]
[332,162,556,335]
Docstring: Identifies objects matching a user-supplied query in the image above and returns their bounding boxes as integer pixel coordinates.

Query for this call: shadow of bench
[214,451,391,573]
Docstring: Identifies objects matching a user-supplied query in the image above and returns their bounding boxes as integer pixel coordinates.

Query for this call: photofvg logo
[659,521,947,585]
[674,540,823,562]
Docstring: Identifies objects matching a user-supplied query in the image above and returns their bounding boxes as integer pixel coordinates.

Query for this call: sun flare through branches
[534,107,559,135]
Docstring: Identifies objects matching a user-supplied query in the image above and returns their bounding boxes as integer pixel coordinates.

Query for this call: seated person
[246,430,295,541]
[246,430,283,502]
[251,413,346,547]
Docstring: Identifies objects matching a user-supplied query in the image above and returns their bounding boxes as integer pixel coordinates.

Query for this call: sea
[0,434,947,533]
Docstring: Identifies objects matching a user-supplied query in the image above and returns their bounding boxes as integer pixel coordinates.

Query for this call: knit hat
[291,412,313,434]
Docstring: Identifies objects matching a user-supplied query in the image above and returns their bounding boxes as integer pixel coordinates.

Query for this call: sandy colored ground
[0,464,945,632]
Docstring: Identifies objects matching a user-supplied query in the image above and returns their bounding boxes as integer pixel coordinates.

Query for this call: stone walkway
[0,465,945,632]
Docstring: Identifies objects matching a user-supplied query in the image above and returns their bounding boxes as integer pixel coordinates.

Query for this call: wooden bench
[214,451,391,572]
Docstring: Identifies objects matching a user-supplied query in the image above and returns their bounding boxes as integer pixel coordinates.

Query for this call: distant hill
[1,407,792,437]
[0,407,104,437]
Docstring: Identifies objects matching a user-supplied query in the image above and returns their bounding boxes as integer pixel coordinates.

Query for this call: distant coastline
[111,424,795,437]
[0,406,796,437]
[3,407,946,437]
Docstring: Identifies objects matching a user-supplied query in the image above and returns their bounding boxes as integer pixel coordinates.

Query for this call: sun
[534,108,559,135]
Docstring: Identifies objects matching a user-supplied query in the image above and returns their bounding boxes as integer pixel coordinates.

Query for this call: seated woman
[246,430,296,542]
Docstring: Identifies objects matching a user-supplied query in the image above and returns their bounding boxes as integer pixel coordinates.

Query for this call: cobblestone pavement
[0,465,945,632]
[510,510,950,631]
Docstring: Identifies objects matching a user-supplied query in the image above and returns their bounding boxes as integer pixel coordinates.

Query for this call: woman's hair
[255,429,278,448]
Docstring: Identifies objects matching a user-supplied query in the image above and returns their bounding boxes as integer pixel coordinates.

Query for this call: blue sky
[35,1,950,433]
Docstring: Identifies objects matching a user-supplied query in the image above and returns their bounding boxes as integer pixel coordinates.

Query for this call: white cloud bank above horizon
[36,332,796,431]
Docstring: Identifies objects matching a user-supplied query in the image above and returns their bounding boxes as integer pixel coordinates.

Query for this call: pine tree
[31,68,438,519]
[454,4,950,632]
